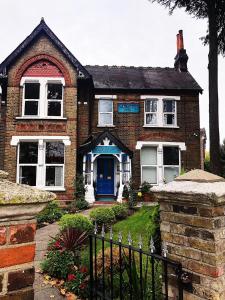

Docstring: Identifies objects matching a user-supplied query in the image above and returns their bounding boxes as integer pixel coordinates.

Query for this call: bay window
[140,143,182,185]
[18,140,65,189]
[21,77,64,118]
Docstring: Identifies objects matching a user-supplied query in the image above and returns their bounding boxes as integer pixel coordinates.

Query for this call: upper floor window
[21,78,64,118]
[98,99,113,126]
[143,96,179,127]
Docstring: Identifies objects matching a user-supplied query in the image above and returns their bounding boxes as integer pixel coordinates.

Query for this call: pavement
[34,223,64,300]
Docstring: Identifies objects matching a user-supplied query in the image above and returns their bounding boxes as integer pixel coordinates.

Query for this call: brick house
[0,20,202,204]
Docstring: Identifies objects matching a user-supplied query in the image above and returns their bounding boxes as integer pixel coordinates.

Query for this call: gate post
[0,170,55,299]
[152,169,225,300]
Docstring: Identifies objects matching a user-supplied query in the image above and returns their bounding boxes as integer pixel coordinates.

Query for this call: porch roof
[79,131,133,157]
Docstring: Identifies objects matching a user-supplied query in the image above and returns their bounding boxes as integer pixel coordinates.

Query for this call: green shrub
[112,204,128,220]
[76,197,89,210]
[89,207,115,227]
[59,214,93,232]
[41,249,75,279]
[37,201,63,224]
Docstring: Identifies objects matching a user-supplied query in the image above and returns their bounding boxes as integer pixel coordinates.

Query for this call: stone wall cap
[175,169,225,183]
[152,180,225,199]
[0,179,56,205]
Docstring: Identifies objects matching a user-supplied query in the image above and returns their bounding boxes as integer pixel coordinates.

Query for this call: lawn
[81,205,160,266]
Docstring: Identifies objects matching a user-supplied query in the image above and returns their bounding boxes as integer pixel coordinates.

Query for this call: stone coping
[152,181,225,197]
[0,179,55,205]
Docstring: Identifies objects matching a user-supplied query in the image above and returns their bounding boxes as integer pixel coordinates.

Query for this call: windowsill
[143,125,179,129]
[15,117,67,120]
[43,187,66,191]
[97,124,115,128]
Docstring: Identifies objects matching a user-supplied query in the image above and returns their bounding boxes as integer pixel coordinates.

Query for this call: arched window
[20,60,65,118]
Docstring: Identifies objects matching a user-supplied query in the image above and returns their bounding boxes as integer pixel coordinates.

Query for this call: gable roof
[0,19,90,79]
[85,65,202,92]
[79,131,133,157]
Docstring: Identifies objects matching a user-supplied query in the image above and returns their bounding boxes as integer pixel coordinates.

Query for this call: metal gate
[89,226,187,300]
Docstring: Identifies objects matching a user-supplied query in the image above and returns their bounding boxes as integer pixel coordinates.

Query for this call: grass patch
[81,205,159,266]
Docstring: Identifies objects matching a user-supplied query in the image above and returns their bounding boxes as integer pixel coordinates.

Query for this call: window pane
[48,101,61,116]
[142,166,157,184]
[99,113,113,125]
[146,113,157,125]
[19,142,38,164]
[163,147,179,165]
[141,147,157,165]
[46,166,63,186]
[47,84,63,100]
[99,100,113,112]
[19,166,36,186]
[145,100,157,112]
[24,101,38,115]
[24,83,40,99]
[163,100,175,112]
[46,142,64,164]
[164,114,175,125]
[164,167,179,183]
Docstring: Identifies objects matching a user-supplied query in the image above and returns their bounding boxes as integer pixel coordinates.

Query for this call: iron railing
[89,224,185,300]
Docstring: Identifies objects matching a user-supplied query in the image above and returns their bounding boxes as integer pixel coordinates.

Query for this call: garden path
[34,207,95,299]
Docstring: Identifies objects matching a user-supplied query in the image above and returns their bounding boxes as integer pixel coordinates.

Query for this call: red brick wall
[3,35,78,201]
[88,92,201,187]
[0,94,6,170]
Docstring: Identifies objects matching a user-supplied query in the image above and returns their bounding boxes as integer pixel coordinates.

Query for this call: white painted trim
[136,141,186,151]
[98,99,114,126]
[95,95,117,99]
[21,77,65,118]
[11,136,71,146]
[141,95,180,100]
[138,141,185,185]
[15,117,67,120]
[144,96,178,127]
[16,139,66,190]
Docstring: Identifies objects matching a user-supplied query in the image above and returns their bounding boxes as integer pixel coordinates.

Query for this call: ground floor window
[18,140,65,189]
[141,145,180,184]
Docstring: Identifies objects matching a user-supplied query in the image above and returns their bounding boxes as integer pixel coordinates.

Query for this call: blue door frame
[96,157,114,195]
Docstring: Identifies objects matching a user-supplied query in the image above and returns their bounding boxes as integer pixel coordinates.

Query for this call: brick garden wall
[0,220,36,299]
[3,35,78,202]
[89,91,201,187]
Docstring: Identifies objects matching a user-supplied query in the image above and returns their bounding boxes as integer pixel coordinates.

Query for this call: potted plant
[140,182,154,202]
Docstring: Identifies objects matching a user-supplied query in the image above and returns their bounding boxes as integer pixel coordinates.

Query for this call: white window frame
[141,146,159,185]
[20,77,65,119]
[162,146,181,183]
[98,98,114,127]
[137,141,185,185]
[141,95,180,128]
[163,99,177,127]
[13,136,71,191]
[144,98,159,126]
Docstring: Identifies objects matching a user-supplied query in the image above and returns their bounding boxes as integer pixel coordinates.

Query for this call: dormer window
[21,77,64,118]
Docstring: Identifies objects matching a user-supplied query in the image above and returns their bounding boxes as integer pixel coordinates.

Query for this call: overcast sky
[1,0,225,148]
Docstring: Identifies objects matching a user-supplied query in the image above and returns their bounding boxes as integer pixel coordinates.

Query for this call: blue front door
[96,158,114,195]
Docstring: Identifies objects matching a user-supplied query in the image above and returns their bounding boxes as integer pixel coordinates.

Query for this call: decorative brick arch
[14,54,72,86]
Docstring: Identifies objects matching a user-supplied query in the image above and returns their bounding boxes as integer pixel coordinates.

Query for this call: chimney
[174,30,188,72]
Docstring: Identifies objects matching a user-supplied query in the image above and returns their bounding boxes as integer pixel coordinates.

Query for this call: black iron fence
[89,224,186,300]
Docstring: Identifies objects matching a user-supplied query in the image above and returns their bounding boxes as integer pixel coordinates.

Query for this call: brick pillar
[152,169,225,300]
[0,170,55,300]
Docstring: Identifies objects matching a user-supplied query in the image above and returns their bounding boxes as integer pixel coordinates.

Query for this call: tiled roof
[85,65,202,92]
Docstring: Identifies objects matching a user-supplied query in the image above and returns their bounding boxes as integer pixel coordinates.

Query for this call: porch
[79,131,133,204]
